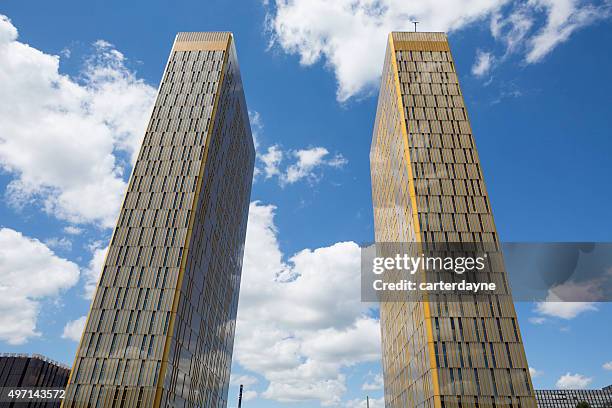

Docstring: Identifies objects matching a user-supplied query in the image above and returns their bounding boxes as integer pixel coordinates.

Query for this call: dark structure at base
[0,353,70,407]
[536,386,612,408]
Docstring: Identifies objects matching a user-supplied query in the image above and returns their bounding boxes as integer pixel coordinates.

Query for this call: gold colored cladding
[391,32,449,52]
[430,36,537,399]
[387,32,442,408]
[173,31,231,51]
[393,41,450,52]
[391,31,447,42]
[152,34,232,408]
[59,51,144,406]
[60,202,119,406]
[61,31,209,408]
[172,41,228,51]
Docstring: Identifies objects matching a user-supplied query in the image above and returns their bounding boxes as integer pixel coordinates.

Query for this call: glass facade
[370,32,537,408]
[536,388,612,408]
[62,32,254,408]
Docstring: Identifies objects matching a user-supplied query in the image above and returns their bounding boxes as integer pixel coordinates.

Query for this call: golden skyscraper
[370,32,537,408]
[62,32,254,408]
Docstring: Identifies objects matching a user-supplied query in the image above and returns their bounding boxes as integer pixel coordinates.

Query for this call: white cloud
[249,110,263,151]
[556,372,592,389]
[362,373,384,391]
[0,15,155,228]
[259,145,347,186]
[284,147,347,185]
[267,0,507,101]
[230,374,259,387]
[62,315,87,342]
[492,0,612,63]
[472,49,494,76]
[260,145,284,179]
[44,237,72,252]
[525,0,611,63]
[250,111,347,185]
[534,301,597,319]
[242,390,258,401]
[0,228,80,345]
[234,202,380,406]
[83,245,108,299]
[266,1,611,101]
[529,367,543,378]
[345,396,385,408]
[490,6,534,54]
[490,82,523,105]
[528,316,547,324]
[63,226,83,235]
[603,361,612,371]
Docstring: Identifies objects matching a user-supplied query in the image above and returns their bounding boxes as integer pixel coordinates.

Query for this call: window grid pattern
[536,389,612,408]
[158,38,254,408]
[371,38,436,408]
[62,32,254,408]
[371,32,537,408]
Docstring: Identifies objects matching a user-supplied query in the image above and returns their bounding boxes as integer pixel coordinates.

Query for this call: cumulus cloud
[529,367,543,378]
[259,145,347,186]
[250,112,347,185]
[345,396,385,408]
[266,0,506,101]
[44,237,73,252]
[63,226,83,235]
[62,315,87,342]
[249,110,263,151]
[234,202,380,405]
[556,372,592,389]
[534,301,597,319]
[265,0,611,101]
[0,14,156,228]
[0,228,80,345]
[528,316,547,324]
[603,361,612,371]
[362,373,384,391]
[230,374,259,387]
[472,49,495,76]
[260,145,284,179]
[285,147,347,185]
[242,390,258,401]
[83,244,108,299]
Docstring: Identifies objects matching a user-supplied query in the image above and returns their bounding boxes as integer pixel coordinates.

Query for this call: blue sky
[0,0,611,406]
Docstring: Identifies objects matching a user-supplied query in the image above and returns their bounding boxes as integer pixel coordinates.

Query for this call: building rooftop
[173,32,233,51]
[390,31,448,42]
[0,352,71,370]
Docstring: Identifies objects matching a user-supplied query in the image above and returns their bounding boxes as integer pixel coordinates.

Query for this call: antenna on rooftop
[412,21,419,32]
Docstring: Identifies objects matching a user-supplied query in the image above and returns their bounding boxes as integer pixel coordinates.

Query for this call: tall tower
[370,32,536,408]
[63,32,254,408]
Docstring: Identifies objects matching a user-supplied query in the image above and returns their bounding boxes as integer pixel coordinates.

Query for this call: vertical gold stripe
[388,33,442,408]
[152,34,232,408]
